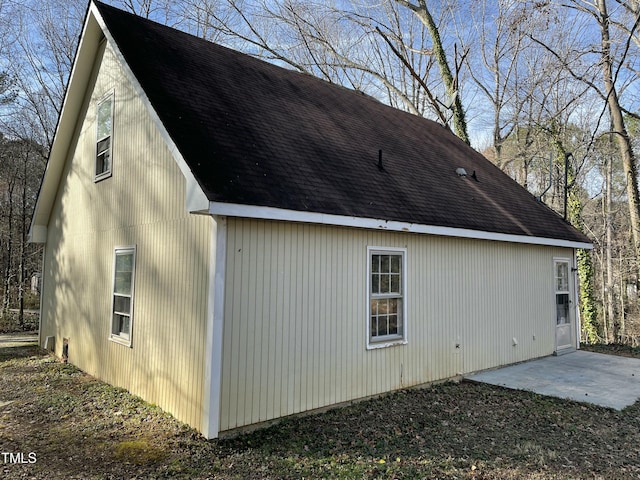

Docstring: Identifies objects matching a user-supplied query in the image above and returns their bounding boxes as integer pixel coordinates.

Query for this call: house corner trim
[202,215,226,439]
[573,249,581,350]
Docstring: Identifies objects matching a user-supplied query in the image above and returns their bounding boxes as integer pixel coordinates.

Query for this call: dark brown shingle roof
[95,1,590,245]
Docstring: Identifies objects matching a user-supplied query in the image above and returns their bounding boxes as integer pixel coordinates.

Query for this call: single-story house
[30,1,592,438]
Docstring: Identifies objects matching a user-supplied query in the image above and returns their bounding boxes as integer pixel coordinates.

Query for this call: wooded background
[1,0,639,343]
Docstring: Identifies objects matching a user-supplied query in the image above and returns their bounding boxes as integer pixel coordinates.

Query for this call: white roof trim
[29,6,101,242]
[208,201,593,249]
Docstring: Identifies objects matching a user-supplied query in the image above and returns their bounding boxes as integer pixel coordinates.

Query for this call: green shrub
[0,310,39,333]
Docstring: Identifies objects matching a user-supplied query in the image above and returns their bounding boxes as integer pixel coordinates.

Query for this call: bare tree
[592,0,640,281]
[176,0,453,120]
[532,1,640,281]
[4,0,86,150]
[394,0,470,144]
[8,0,640,342]
[0,0,78,327]
[460,0,524,164]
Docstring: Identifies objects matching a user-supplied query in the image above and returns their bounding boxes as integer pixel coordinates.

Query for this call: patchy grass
[1,344,639,479]
[114,440,167,464]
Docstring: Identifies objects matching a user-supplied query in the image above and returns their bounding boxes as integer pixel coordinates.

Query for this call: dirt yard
[1,339,640,479]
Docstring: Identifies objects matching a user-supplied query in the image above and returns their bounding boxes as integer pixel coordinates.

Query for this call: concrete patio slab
[465,350,640,410]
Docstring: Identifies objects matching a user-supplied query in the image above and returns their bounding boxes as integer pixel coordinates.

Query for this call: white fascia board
[91,4,209,214]
[208,201,593,250]
[29,225,48,244]
[29,7,102,242]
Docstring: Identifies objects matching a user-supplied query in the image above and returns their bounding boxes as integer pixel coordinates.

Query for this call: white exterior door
[554,259,574,352]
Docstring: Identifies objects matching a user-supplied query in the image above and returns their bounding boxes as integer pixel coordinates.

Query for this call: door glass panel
[556,262,569,292]
[556,293,569,325]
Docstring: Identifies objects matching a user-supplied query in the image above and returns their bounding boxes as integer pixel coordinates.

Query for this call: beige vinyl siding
[219,218,572,432]
[39,40,211,429]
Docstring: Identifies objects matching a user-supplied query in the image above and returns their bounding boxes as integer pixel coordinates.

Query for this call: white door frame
[554,257,575,354]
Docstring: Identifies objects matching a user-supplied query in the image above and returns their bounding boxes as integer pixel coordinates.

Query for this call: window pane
[388,315,398,335]
[113,313,130,337]
[377,298,389,315]
[377,315,388,335]
[372,255,380,273]
[96,150,111,175]
[116,253,133,272]
[388,298,398,314]
[120,315,130,336]
[97,97,112,140]
[114,272,132,295]
[380,274,390,293]
[114,252,134,295]
[113,295,130,314]
[370,299,379,316]
[381,255,390,273]
[97,137,110,154]
[391,255,400,273]
[371,316,378,337]
[390,274,400,294]
[371,274,380,294]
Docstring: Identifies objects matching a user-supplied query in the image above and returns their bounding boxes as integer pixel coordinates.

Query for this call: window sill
[109,334,132,348]
[94,171,112,183]
[366,338,407,350]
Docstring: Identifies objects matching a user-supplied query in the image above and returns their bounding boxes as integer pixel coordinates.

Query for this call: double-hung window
[367,247,407,348]
[95,92,114,180]
[110,247,136,346]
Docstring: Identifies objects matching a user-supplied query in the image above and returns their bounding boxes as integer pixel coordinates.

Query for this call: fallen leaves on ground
[1,344,639,479]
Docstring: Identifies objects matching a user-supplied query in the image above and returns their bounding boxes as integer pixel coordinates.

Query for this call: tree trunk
[605,146,615,343]
[619,253,625,342]
[597,0,640,282]
[18,153,27,329]
[419,3,469,144]
[601,234,609,342]
[2,179,14,318]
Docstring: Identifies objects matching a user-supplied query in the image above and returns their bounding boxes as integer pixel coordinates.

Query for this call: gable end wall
[39,40,211,430]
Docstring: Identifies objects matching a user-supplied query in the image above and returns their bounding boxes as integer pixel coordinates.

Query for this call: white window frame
[109,246,136,347]
[95,91,114,181]
[366,246,408,349]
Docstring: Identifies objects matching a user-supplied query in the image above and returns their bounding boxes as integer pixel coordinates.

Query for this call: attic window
[95,92,114,181]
